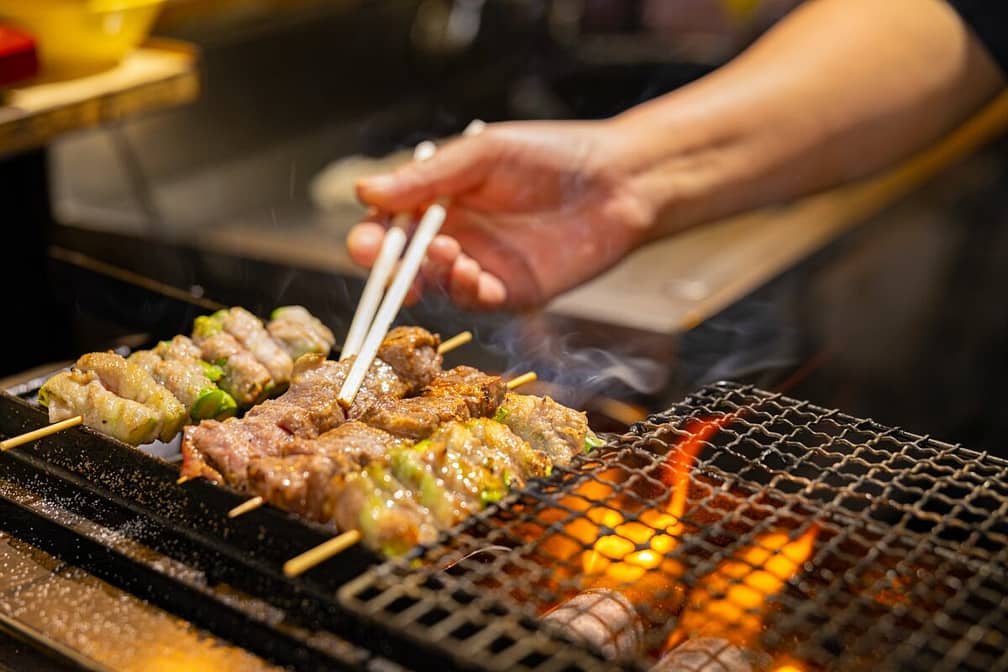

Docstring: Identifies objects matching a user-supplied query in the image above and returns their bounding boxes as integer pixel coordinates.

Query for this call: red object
[0,24,38,87]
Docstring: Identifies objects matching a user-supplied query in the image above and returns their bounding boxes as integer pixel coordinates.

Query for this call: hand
[347,120,657,310]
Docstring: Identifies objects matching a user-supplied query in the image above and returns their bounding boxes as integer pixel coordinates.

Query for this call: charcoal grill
[2,367,1007,671]
[339,382,1008,672]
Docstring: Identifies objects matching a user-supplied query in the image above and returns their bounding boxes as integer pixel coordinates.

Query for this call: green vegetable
[37,384,50,408]
[493,407,510,422]
[192,315,222,338]
[480,487,508,506]
[198,361,224,382]
[190,388,237,420]
[584,430,605,452]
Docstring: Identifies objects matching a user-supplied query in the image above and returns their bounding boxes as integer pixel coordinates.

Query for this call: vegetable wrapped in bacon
[38,369,162,445]
[128,340,236,421]
[211,307,294,385]
[192,316,273,407]
[494,393,597,466]
[390,418,550,527]
[74,352,186,442]
[266,305,336,360]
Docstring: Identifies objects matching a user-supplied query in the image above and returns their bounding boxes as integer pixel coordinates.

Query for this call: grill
[2,321,1007,671]
[339,381,1008,672]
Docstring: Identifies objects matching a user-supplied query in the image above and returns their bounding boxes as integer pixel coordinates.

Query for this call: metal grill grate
[339,381,1008,672]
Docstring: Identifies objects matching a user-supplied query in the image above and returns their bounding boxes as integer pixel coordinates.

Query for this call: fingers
[346,222,386,268]
[355,132,497,212]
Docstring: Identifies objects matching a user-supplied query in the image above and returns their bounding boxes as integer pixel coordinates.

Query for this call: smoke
[481,314,670,409]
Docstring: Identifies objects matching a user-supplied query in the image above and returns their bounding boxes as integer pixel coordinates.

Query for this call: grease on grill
[338,382,1008,672]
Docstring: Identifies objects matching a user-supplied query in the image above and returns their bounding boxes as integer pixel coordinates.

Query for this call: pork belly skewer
[226,331,475,517]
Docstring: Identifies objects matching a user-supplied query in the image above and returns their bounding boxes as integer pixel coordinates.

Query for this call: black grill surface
[339,381,1008,672]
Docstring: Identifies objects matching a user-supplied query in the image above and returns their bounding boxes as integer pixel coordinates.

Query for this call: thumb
[355,134,495,212]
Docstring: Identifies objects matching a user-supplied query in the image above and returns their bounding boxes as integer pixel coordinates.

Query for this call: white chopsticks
[337,120,485,407]
[339,141,437,361]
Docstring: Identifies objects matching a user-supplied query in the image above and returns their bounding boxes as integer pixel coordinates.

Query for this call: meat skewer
[226,331,476,518]
[281,371,544,576]
[21,304,334,453]
[179,326,442,486]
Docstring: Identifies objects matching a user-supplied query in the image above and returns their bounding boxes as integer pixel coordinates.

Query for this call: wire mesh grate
[338,382,1008,672]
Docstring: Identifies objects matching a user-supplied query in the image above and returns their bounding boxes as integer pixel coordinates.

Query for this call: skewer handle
[506,371,537,390]
[283,529,362,577]
[437,330,472,355]
[228,496,264,518]
[1,416,82,451]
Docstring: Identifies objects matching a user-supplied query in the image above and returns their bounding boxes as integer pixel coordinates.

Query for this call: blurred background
[4,0,1008,455]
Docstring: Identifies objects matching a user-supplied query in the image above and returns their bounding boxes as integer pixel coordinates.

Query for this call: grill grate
[339,381,1008,672]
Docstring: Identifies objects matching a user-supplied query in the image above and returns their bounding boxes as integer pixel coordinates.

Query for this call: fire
[665,525,820,651]
[581,416,731,589]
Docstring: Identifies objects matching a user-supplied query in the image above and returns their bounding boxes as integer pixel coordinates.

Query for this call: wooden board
[0,38,198,159]
[546,91,1008,333]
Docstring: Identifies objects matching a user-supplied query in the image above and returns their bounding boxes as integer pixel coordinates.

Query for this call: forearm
[607,0,1006,238]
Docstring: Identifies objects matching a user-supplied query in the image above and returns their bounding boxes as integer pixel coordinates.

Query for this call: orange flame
[666,524,820,651]
[581,416,732,589]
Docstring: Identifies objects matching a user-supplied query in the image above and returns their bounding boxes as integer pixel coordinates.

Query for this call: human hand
[347,120,656,310]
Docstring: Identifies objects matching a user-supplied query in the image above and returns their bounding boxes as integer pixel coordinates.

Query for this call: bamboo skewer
[437,330,471,354]
[281,370,538,576]
[224,330,477,519]
[283,530,361,577]
[0,415,83,451]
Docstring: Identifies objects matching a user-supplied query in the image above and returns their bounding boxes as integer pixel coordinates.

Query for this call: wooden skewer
[0,415,83,451]
[437,330,472,354]
[227,495,263,518]
[283,529,362,577]
[506,371,537,390]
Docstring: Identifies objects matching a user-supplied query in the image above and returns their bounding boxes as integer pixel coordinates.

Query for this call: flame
[580,416,731,588]
[666,525,819,651]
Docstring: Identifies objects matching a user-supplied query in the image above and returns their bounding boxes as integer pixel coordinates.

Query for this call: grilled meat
[192,319,273,407]
[75,352,186,442]
[495,393,591,466]
[153,335,204,362]
[247,422,405,521]
[374,326,441,391]
[266,305,335,360]
[213,307,294,385]
[326,463,440,557]
[362,366,505,439]
[390,418,549,527]
[38,369,162,445]
[128,348,236,421]
[180,328,441,484]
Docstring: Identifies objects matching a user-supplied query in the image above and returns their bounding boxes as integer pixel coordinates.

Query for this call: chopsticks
[337,120,485,408]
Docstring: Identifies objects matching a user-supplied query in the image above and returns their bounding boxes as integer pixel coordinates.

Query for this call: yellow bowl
[0,0,165,74]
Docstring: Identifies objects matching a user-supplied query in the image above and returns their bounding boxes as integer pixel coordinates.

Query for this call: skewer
[338,120,485,407]
[283,530,361,577]
[505,371,537,390]
[0,415,83,451]
[224,329,478,519]
[280,369,539,574]
[436,330,472,354]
